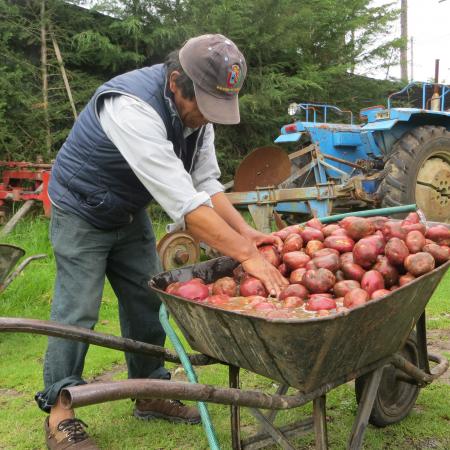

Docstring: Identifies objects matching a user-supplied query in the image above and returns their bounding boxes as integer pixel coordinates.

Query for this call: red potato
[404,212,420,224]
[301,227,325,242]
[175,281,210,301]
[333,280,361,297]
[373,256,399,288]
[207,294,230,306]
[272,224,303,240]
[258,245,281,267]
[309,293,333,299]
[339,216,359,228]
[322,224,341,237]
[342,217,375,240]
[306,296,337,311]
[278,263,289,277]
[212,277,237,296]
[367,216,389,231]
[302,268,336,293]
[305,240,325,257]
[425,225,450,242]
[364,234,385,255]
[331,228,349,236]
[340,252,354,265]
[385,238,410,266]
[383,221,407,240]
[240,276,268,297]
[404,252,435,277]
[313,248,340,258]
[305,218,323,230]
[353,239,378,269]
[341,262,366,281]
[361,270,385,295]
[324,235,355,253]
[402,222,426,234]
[289,268,307,284]
[371,289,391,299]
[305,260,318,270]
[312,253,340,272]
[405,230,426,254]
[282,234,303,254]
[279,283,309,300]
[283,251,311,270]
[343,288,369,308]
[244,295,267,308]
[283,296,304,308]
[254,302,276,311]
[423,243,450,265]
[399,273,415,286]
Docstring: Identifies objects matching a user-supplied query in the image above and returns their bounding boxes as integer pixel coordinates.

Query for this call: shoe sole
[133,409,201,425]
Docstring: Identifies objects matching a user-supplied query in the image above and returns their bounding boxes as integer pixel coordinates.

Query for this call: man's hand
[241,227,283,252]
[241,255,288,298]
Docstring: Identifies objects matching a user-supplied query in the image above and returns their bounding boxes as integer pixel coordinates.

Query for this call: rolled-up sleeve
[191,124,225,197]
[98,94,213,231]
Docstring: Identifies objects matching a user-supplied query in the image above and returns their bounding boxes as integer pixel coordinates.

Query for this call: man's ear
[169,71,180,94]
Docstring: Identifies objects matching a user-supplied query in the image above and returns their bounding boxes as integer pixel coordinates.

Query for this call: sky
[366,0,450,83]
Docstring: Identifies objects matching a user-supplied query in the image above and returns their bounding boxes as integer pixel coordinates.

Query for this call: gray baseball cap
[179,34,247,125]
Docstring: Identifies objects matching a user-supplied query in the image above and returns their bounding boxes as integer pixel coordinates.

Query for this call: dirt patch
[0,388,23,398]
[90,363,126,383]
[427,329,450,385]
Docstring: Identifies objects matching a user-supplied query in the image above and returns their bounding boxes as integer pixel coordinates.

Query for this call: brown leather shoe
[134,399,201,424]
[45,417,99,449]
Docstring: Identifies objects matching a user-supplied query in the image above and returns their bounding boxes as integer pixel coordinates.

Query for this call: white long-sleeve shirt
[98,94,224,231]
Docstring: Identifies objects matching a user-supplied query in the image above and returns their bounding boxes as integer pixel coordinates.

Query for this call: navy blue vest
[49,64,206,229]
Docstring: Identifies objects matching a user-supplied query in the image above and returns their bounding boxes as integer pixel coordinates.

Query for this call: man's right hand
[241,255,289,298]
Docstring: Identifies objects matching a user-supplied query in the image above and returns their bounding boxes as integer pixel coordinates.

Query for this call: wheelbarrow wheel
[354,332,420,427]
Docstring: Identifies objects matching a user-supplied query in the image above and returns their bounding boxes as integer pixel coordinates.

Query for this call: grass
[0,214,449,449]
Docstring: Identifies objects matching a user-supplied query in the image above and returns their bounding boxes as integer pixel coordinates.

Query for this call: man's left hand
[242,228,283,252]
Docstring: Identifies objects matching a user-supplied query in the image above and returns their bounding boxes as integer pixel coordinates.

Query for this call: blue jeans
[35,207,169,412]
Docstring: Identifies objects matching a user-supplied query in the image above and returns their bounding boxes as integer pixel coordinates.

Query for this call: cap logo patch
[227,64,241,88]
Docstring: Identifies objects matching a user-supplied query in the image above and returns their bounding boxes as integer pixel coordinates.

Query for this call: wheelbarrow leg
[347,366,383,450]
[313,395,328,450]
[229,365,242,450]
[248,408,297,450]
[258,384,289,433]
[416,312,430,373]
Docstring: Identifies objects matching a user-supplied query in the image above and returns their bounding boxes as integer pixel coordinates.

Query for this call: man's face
[169,71,209,129]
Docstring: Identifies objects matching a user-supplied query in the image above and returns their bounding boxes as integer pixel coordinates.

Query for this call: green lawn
[0,215,449,449]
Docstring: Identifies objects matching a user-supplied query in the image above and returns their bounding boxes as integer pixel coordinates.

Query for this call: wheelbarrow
[0,221,448,449]
[0,244,46,294]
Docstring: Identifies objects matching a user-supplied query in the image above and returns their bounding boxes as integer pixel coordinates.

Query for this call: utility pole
[400,0,408,82]
[410,36,414,81]
[40,0,51,156]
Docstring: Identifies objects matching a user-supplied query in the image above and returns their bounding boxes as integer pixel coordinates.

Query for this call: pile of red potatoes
[165,213,450,319]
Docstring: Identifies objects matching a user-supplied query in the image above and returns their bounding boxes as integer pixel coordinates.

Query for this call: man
[36,34,288,449]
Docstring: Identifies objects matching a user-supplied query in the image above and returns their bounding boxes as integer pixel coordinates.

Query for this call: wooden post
[50,30,78,120]
[40,0,51,156]
[400,0,408,82]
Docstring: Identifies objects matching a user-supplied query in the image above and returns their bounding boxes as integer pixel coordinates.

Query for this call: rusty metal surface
[157,231,200,270]
[233,147,291,192]
[0,317,215,366]
[150,257,450,393]
[0,244,25,284]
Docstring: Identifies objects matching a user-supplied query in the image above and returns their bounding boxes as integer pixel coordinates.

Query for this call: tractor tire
[354,332,420,427]
[380,125,450,223]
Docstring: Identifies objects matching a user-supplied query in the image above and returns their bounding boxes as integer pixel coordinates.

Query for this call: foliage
[0,0,402,180]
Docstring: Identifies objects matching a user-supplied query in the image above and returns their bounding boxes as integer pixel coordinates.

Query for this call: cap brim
[194,83,240,125]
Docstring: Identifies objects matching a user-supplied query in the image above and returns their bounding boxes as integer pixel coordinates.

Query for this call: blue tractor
[271,81,450,223]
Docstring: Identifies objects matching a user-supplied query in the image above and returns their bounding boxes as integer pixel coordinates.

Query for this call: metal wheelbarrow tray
[151,256,449,393]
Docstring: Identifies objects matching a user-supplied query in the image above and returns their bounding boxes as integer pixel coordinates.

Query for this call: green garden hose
[159,304,221,450]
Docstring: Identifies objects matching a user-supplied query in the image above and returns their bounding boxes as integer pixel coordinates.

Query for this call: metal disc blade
[233,147,291,192]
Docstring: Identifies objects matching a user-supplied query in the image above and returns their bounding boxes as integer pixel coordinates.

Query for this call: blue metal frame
[271,82,450,218]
